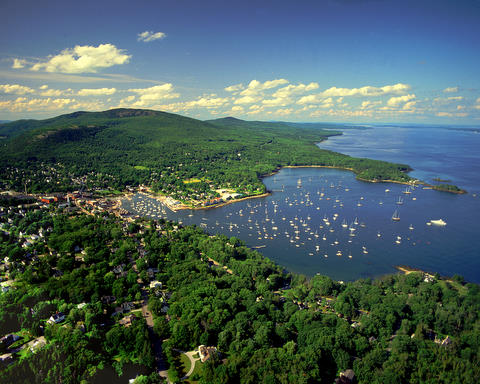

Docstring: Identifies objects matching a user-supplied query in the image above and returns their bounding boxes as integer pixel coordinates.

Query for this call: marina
[121,166,480,283]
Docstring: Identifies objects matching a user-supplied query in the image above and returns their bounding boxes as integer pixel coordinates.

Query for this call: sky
[1,0,479,124]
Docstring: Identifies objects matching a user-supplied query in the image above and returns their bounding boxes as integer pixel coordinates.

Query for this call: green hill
[0,108,413,196]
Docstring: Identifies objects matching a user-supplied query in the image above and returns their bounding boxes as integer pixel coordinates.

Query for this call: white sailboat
[392,210,400,221]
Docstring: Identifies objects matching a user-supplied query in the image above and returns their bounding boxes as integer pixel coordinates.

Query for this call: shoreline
[118,190,272,212]
[267,164,419,188]
[394,265,464,284]
[115,162,465,215]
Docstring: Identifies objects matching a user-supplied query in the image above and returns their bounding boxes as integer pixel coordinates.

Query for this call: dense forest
[0,201,478,383]
[0,109,416,201]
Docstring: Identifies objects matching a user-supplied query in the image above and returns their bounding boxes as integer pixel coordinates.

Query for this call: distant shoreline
[118,162,465,215]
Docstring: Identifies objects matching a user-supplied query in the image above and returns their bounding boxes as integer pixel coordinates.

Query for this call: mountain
[0,108,412,194]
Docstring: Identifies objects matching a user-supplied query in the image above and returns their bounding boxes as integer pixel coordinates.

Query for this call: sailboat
[396,196,404,205]
[392,210,400,221]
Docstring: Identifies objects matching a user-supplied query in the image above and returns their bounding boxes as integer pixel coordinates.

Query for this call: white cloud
[224,83,244,93]
[386,94,416,107]
[128,84,180,107]
[118,95,136,107]
[360,100,382,110]
[31,44,131,73]
[184,95,230,109]
[137,31,166,42]
[0,84,35,95]
[247,105,265,115]
[153,95,230,113]
[234,95,262,105]
[436,112,454,117]
[230,106,244,113]
[69,101,104,111]
[319,83,411,98]
[262,97,289,107]
[39,88,73,97]
[0,97,75,112]
[77,87,117,96]
[259,82,320,108]
[272,82,319,99]
[297,94,323,105]
[275,108,293,116]
[443,86,458,93]
[239,79,288,97]
[402,101,417,110]
[12,58,27,69]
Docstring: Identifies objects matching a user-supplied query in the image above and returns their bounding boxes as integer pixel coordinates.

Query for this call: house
[47,312,65,324]
[149,280,162,290]
[119,314,136,327]
[0,354,14,366]
[147,267,159,279]
[198,345,217,363]
[121,302,135,312]
[335,369,356,384]
[113,264,126,275]
[1,285,10,293]
[40,196,57,204]
[30,338,46,353]
[0,334,20,348]
[101,295,116,305]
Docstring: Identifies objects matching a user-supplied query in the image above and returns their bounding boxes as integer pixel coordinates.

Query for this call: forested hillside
[0,109,413,198]
[0,205,478,383]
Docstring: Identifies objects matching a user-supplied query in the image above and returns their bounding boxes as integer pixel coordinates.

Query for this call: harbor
[120,166,480,283]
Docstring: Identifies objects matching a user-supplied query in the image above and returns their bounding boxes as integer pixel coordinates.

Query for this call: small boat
[430,219,447,226]
[409,224,414,230]
[385,189,390,192]
[396,196,404,205]
[392,210,400,221]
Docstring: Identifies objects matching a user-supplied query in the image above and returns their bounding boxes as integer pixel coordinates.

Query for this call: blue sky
[1,0,479,124]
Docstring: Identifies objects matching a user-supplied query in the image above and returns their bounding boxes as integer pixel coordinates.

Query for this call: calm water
[121,126,480,283]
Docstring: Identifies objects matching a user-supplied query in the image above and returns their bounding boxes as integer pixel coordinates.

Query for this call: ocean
[121,125,480,283]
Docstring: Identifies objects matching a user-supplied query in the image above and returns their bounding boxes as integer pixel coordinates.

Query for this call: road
[181,350,200,379]
[141,293,169,381]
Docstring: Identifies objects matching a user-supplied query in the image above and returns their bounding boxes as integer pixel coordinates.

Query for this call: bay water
[121,125,480,283]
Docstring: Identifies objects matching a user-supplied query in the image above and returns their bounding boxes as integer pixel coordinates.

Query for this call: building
[47,312,65,324]
[149,280,162,290]
[198,345,217,363]
[0,334,20,348]
[119,314,136,327]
